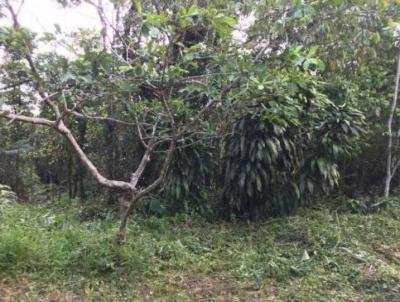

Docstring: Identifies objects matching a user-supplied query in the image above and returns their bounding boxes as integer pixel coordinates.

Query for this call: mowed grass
[0,198,400,301]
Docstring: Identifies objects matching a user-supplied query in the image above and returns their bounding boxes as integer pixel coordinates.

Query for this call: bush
[221,94,364,219]
[162,138,217,214]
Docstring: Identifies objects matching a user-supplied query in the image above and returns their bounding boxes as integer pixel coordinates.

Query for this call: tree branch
[5,0,61,118]
[130,140,155,187]
[0,112,54,127]
[0,109,138,192]
[69,110,136,126]
[55,121,137,192]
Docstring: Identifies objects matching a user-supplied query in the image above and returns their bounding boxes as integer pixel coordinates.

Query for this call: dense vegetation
[1,0,400,300]
[2,0,397,219]
[1,198,400,301]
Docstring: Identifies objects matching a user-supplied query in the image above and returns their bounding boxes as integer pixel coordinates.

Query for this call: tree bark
[384,49,400,197]
[116,195,138,244]
[77,120,87,200]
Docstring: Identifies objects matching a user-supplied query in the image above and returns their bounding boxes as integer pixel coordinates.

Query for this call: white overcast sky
[0,0,256,56]
[0,0,112,56]
[1,0,102,33]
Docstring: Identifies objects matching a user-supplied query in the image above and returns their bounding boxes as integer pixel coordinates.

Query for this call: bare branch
[0,79,31,91]
[5,0,62,118]
[136,138,176,199]
[391,158,400,179]
[60,91,136,126]
[69,110,136,126]
[130,141,155,187]
[0,112,54,127]
[55,120,137,192]
[0,109,137,192]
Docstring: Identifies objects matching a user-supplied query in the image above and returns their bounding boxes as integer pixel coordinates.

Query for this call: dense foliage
[0,0,400,219]
[222,83,364,218]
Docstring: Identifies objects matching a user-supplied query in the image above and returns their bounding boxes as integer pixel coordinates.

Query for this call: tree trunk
[67,148,73,200]
[384,173,392,198]
[116,195,139,244]
[117,206,130,244]
[105,122,117,204]
[77,121,87,200]
[384,49,400,197]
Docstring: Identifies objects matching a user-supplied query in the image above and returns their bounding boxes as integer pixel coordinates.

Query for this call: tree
[0,0,240,242]
[384,28,400,197]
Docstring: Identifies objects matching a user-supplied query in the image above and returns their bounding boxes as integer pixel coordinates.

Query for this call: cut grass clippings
[0,198,399,301]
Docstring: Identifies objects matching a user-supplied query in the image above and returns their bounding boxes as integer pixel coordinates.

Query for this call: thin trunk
[117,195,139,244]
[385,49,400,197]
[105,123,117,204]
[77,121,87,200]
[67,148,73,200]
[15,153,20,197]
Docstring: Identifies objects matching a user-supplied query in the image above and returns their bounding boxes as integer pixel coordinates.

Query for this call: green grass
[0,198,400,301]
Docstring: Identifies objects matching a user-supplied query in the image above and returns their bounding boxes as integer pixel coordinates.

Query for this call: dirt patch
[154,271,277,301]
[374,243,400,262]
[0,279,85,302]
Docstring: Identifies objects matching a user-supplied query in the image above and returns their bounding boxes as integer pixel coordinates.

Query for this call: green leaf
[145,13,168,26]
[371,32,381,44]
[119,65,133,73]
[212,15,237,38]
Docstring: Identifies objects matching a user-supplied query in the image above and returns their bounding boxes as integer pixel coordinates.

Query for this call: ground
[0,198,400,301]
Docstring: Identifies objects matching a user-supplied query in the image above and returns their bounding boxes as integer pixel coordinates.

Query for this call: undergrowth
[0,197,400,301]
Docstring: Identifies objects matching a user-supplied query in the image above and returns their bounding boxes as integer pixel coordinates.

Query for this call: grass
[0,198,400,301]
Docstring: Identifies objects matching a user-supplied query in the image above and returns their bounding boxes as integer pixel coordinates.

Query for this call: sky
[0,0,258,51]
[0,0,112,57]
[0,0,106,113]
[1,0,101,33]
[2,1,257,41]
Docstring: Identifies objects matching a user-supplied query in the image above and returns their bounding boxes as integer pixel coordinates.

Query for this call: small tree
[0,0,238,242]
